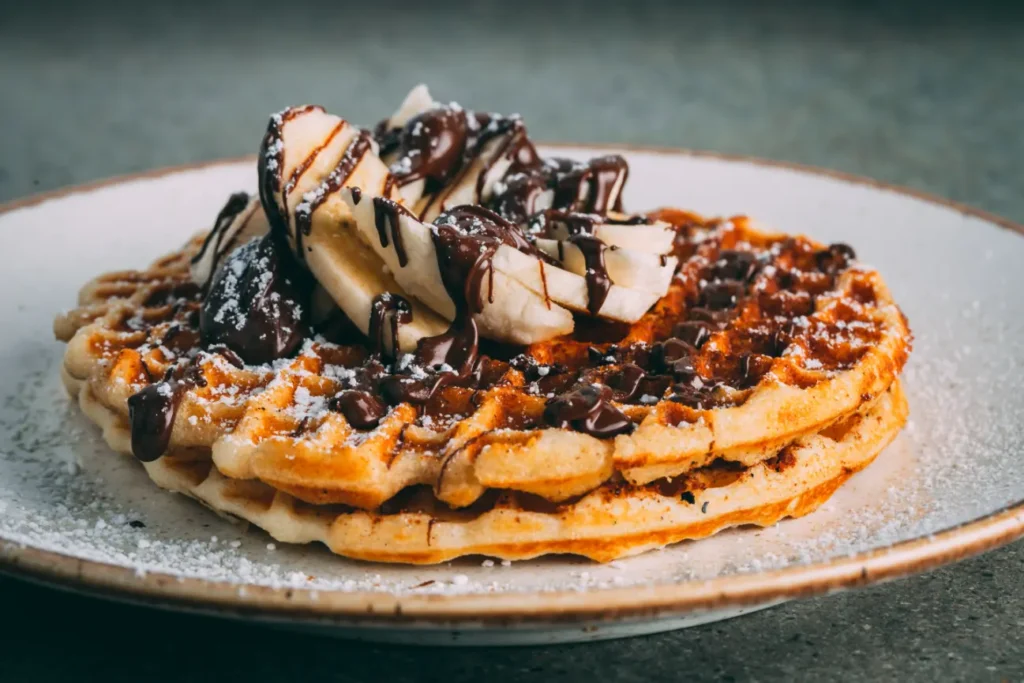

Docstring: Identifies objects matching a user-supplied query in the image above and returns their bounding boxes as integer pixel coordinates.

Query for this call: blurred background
[0,0,1021,220]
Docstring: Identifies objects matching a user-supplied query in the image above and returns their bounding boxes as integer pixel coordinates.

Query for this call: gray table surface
[1,1,1022,680]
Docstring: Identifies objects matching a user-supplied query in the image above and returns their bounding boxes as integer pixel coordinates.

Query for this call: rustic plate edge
[1,147,1022,626]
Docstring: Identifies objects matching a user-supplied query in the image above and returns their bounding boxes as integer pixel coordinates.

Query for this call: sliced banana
[543,213,676,255]
[533,238,677,296]
[491,245,661,323]
[472,268,575,345]
[343,189,660,325]
[258,106,446,353]
[255,96,677,350]
[385,84,435,130]
[305,219,448,353]
[379,85,435,207]
[415,131,519,223]
[341,188,574,344]
[344,191,455,320]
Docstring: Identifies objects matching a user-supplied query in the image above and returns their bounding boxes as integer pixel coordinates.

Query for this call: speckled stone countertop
[1,1,1021,680]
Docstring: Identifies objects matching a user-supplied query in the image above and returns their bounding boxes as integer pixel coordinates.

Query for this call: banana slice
[341,189,574,344]
[542,213,676,255]
[379,86,529,219]
[379,85,435,207]
[533,238,677,296]
[385,84,435,130]
[304,219,448,353]
[414,130,522,223]
[344,193,455,320]
[343,189,660,325]
[258,106,447,353]
[490,245,661,323]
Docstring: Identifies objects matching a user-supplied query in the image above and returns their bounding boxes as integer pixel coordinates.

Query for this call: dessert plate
[1,146,1022,645]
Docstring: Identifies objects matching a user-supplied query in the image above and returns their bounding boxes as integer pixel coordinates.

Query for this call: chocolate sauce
[543,384,633,438]
[608,214,653,225]
[199,233,311,365]
[391,106,470,192]
[701,280,746,310]
[605,363,646,402]
[372,197,412,267]
[487,171,548,224]
[471,117,533,203]
[713,250,760,282]
[583,155,628,215]
[567,234,612,316]
[485,153,639,227]
[672,320,713,349]
[292,129,374,257]
[190,191,252,288]
[328,390,388,429]
[549,158,591,212]
[127,380,184,462]
[415,315,480,373]
[510,355,574,395]
[257,105,326,239]
[282,120,346,217]
[432,205,544,311]
[127,354,211,462]
[548,210,598,236]
[372,118,402,158]
[367,293,412,357]
[816,242,857,275]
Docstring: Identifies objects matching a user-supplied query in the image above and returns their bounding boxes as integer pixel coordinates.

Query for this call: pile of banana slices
[192,86,681,352]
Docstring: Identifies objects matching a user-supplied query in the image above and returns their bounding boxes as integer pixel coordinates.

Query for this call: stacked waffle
[54,87,911,563]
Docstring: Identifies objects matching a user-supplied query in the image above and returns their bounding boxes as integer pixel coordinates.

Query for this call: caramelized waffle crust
[77,374,906,563]
[56,214,910,516]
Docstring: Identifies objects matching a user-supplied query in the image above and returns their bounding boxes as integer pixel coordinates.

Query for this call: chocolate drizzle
[282,119,347,220]
[543,384,634,438]
[485,154,629,225]
[489,171,549,224]
[368,293,412,357]
[584,155,629,215]
[372,196,412,267]
[190,192,254,289]
[292,129,374,257]
[567,234,612,316]
[127,380,185,462]
[327,390,388,430]
[380,105,536,206]
[373,102,652,334]
[257,105,325,239]
[390,105,470,193]
[126,348,244,462]
[432,205,546,311]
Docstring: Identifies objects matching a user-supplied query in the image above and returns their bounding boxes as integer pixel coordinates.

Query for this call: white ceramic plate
[1,147,1022,646]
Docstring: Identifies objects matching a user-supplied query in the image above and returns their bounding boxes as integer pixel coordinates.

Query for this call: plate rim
[2,145,1022,626]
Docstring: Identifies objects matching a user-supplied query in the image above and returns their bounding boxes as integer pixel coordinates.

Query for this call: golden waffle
[76,363,906,563]
[56,214,910,515]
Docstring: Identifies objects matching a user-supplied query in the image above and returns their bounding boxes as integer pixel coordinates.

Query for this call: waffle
[75,363,906,563]
[58,214,905,501]
[53,84,913,563]
[56,214,909,515]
